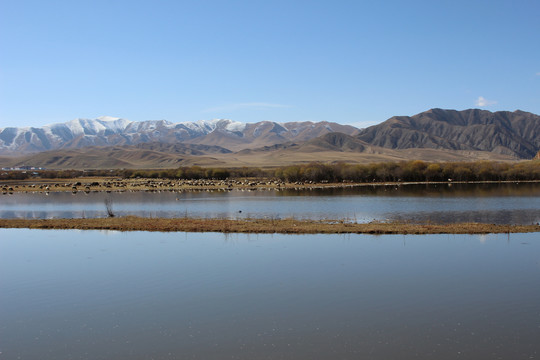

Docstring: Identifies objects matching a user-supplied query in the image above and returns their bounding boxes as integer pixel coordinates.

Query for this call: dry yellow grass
[0,216,538,234]
[0,145,520,170]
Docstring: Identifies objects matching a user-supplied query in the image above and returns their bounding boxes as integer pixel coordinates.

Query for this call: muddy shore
[2,177,539,194]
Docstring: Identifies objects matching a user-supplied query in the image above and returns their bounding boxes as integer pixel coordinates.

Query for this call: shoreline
[2,178,540,194]
[1,216,539,234]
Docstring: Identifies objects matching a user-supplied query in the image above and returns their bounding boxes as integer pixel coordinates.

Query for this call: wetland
[1,180,540,359]
[1,182,540,227]
[1,230,539,359]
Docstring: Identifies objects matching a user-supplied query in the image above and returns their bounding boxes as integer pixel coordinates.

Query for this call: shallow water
[1,229,539,359]
[1,183,540,224]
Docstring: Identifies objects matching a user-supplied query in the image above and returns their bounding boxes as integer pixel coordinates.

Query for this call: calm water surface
[1,183,540,224]
[1,229,539,359]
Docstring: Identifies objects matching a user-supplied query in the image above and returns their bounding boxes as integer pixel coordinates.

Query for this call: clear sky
[1,0,539,129]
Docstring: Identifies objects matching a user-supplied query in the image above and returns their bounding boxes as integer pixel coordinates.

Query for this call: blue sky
[1,0,539,128]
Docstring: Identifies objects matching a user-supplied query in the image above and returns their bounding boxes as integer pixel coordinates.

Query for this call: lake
[1,182,540,224]
[1,229,539,359]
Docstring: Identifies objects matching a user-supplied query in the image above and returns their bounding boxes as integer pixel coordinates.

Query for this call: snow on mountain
[0,117,357,154]
[0,117,247,154]
[124,120,172,133]
[185,119,245,133]
[223,120,246,133]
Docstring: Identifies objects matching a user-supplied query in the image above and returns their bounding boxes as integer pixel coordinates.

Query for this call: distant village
[1,166,45,177]
[1,166,45,171]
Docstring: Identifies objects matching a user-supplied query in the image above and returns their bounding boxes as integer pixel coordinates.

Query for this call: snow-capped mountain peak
[0,116,358,154]
[0,117,247,153]
[181,119,245,133]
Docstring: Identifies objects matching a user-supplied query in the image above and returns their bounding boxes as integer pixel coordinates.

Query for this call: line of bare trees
[2,160,540,183]
[273,161,540,183]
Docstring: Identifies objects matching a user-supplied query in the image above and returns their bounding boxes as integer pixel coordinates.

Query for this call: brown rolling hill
[299,132,371,152]
[0,136,518,170]
[133,142,232,155]
[356,108,540,159]
[0,143,231,169]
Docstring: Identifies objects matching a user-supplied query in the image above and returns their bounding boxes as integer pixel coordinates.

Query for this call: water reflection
[1,183,540,224]
[277,181,540,197]
[1,230,539,359]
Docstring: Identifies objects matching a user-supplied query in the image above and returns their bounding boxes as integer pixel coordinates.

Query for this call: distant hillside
[133,142,232,155]
[0,145,222,169]
[299,132,370,152]
[356,108,540,159]
[0,136,518,170]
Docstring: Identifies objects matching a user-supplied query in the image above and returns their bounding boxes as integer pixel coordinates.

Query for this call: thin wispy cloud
[202,102,291,113]
[475,96,497,107]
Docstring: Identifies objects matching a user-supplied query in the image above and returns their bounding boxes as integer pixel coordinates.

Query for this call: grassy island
[1,216,539,234]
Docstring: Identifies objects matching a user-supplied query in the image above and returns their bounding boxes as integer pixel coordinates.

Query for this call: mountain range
[0,117,358,154]
[1,109,538,169]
